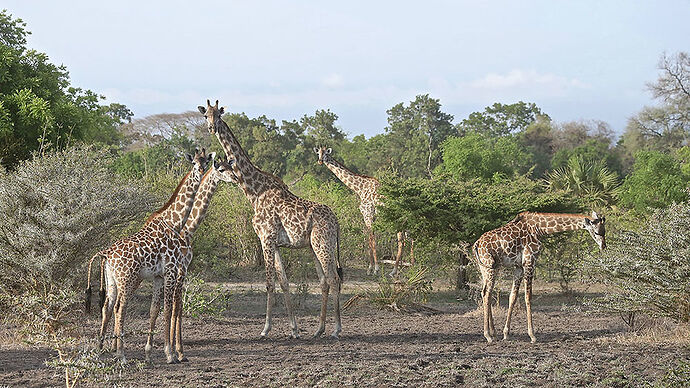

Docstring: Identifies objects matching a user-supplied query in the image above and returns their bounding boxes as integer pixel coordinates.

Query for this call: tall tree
[620,52,690,156]
[0,10,129,168]
[458,101,549,138]
[385,94,455,178]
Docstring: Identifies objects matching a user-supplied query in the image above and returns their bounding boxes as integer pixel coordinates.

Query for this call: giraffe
[472,211,606,343]
[157,156,240,363]
[199,100,343,339]
[314,146,412,276]
[85,149,212,362]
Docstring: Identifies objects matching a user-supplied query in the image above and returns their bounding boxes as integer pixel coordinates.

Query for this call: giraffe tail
[336,223,343,283]
[85,251,105,314]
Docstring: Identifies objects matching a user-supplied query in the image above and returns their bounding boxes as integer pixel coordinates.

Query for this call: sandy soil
[1,282,688,387]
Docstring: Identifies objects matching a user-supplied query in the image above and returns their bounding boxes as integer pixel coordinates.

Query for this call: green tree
[458,101,549,138]
[618,150,689,213]
[0,10,129,168]
[385,94,456,178]
[378,174,580,247]
[544,155,621,207]
[439,132,534,181]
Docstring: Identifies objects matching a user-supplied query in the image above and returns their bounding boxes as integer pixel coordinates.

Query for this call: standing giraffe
[473,211,606,343]
[156,156,240,363]
[314,146,412,276]
[199,100,342,338]
[85,149,211,362]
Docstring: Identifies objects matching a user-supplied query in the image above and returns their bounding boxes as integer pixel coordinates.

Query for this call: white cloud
[469,69,589,94]
[320,73,345,88]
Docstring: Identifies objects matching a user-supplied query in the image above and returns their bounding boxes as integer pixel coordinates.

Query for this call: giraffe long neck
[149,168,202,232]
[215,119,263,202]
[324,158,377,199]
[523,212,587,235]
[181,169,219,241]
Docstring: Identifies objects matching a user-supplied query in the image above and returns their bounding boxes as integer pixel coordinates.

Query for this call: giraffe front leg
[260,243,276,338]
[366,228,379,276]
[503,267,523,341]
[524,273,537,343]
[389,231,404,278]
[274,250,299,339]
[162,276,177,364]
[145,277,163,362]
[175,278,188,362]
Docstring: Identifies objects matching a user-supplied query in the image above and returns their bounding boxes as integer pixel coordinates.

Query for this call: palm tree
[544,156,621,206]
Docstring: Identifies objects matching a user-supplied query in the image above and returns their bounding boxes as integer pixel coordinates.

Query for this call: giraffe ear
[184,153,193,163]
[219,107,225,115]
[326,147,332,155]
[591,211,600,219]
[584,218,592,226]
[208,152,216,162]
[313,147,319,154]
[213,159,220,169]
[198,106,206,114]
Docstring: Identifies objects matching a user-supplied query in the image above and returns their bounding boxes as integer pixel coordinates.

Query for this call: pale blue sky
[5,1,689,137]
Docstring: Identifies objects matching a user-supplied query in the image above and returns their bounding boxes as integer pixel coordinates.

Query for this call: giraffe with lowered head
[473,211,606,343]
[85,149,211,362]
[314,146,412,276]
[199,100,343,338]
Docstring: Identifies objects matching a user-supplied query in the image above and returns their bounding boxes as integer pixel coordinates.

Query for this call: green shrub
[590,199,690,322]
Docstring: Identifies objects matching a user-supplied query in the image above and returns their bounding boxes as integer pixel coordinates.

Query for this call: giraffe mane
[145,170,192,225]
[328,154,379,182]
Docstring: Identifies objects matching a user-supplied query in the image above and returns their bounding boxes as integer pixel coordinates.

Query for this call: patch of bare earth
[1,283,688,387]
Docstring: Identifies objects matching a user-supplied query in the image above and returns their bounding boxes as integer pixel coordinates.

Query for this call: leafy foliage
[439,132,534,180]
[385,94,456,178]
[545,155,621,206]
[0,145,156,295]
[590,200,690,322]
[378,174,581,248]
[0,10,130,169]
[457,101,549,137]
[618,150,689,213]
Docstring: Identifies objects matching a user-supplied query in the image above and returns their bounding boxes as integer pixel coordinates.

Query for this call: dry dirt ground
[1,281,688,387]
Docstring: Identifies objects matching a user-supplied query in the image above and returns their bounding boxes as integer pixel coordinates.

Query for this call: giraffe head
[212,157,240,184]
[313,146,333,165]
[185,147,212,175]
[583,211,606,250]
[198,99,225,134]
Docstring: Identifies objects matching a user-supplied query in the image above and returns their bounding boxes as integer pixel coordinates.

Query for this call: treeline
[1,9,689,290]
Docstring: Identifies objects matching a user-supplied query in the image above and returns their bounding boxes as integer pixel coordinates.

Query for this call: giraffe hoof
[313,330,324,338]
[179,356,189,363]
[530,337,537,344]
[330,332,340,339]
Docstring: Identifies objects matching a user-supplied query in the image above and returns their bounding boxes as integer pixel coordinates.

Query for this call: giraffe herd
[85,99,607,363]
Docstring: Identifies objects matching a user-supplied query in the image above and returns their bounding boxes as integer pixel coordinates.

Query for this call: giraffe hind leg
[480,266,496,343]
[145,276,163,362]
[503,267,523,340]
[274,249,299,339]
